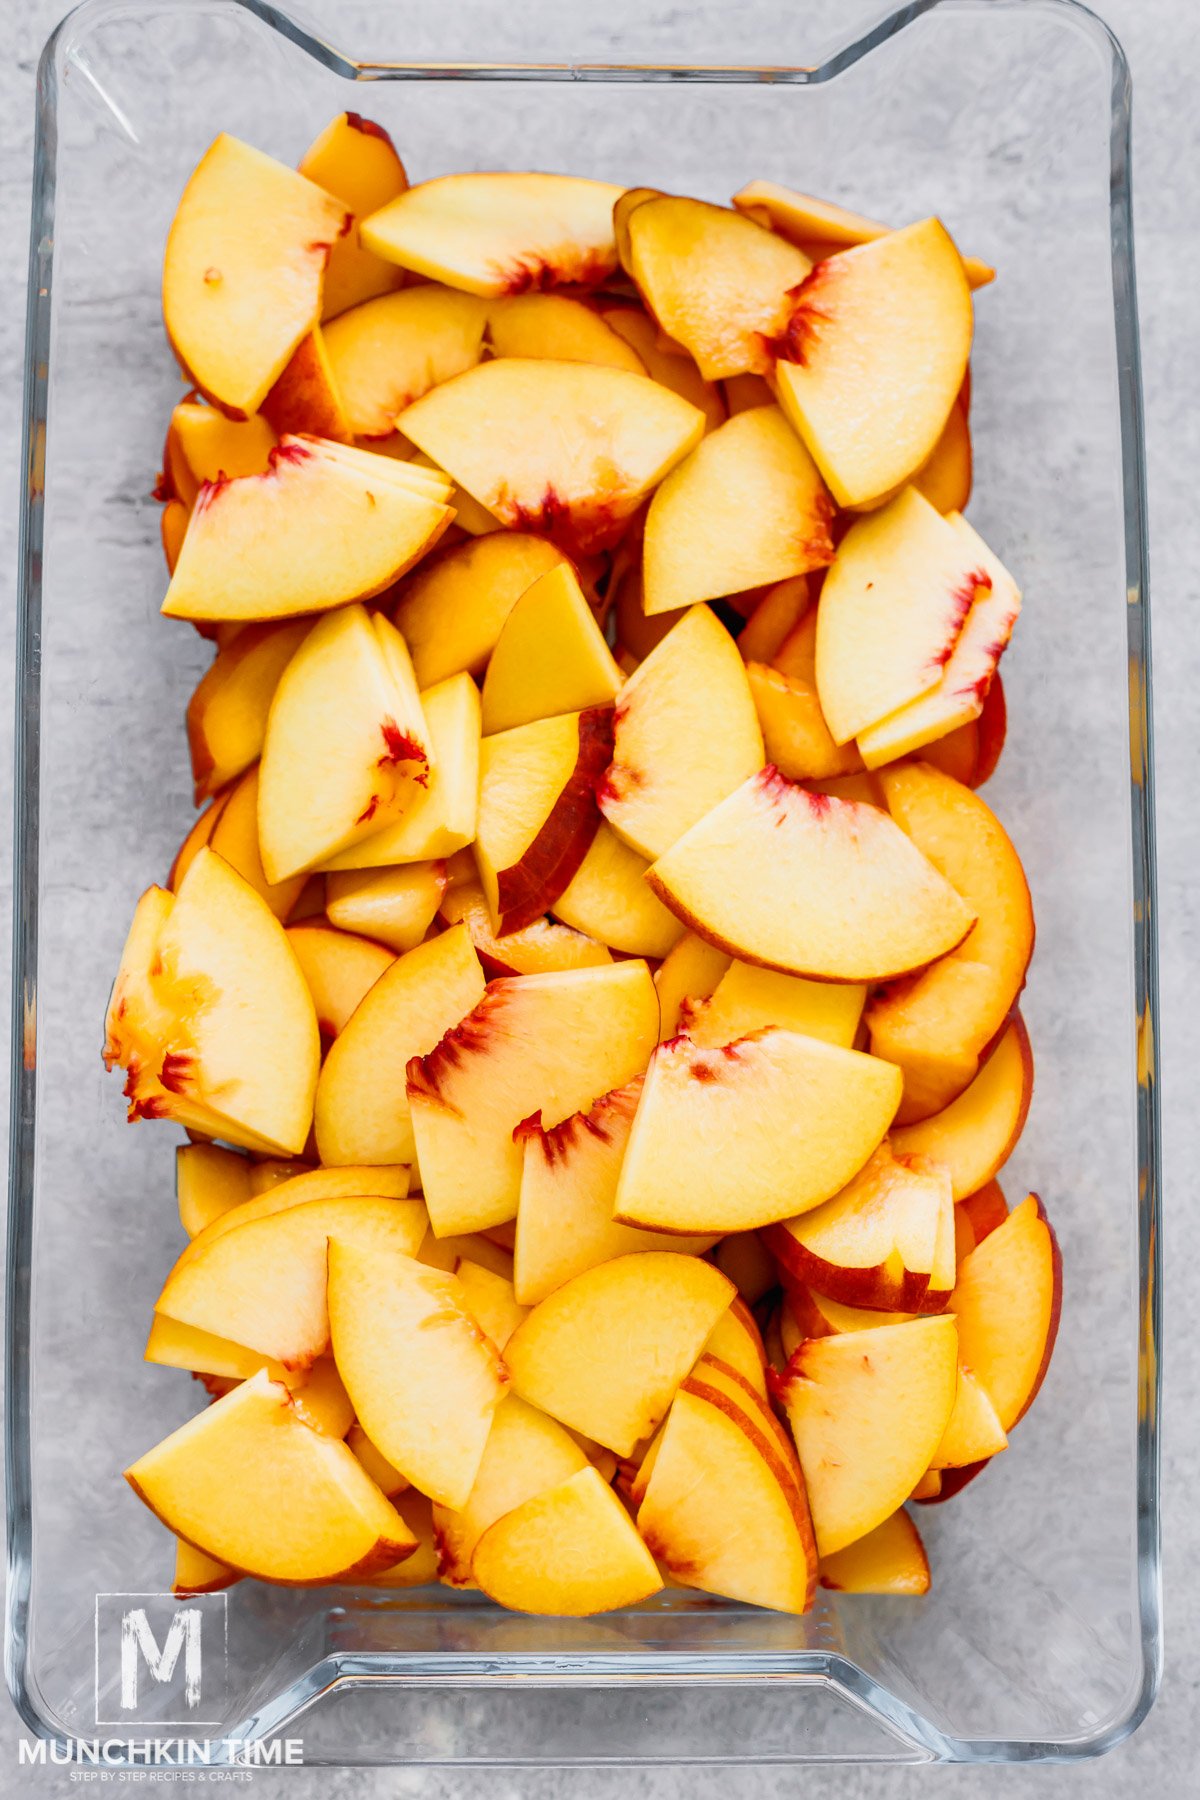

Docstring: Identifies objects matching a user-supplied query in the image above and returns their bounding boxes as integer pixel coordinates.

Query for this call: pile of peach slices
[109,119,1059,1617]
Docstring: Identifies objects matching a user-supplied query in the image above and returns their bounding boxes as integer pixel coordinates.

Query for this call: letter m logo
[120,1607,202,1711]
[95,1593,228,1726]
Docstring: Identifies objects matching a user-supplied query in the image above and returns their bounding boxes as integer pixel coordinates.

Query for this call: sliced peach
[684,959,865,1052]
[951,1194,1062,1430]
[599,605,763,860]
[472,1465,662,1615]
[929,1365,1008,1470]
[455,1258,529,1352]
[173,1539,239,1598]
[314,923,485,1167]
[319,672,480,871]
[775,1315,959,1555]
[960,1178,1010,1246]
[738,575,810,663]
[782,1284,916,1343]
[619,194,811,380]
[646,768,975,982]
[891,1017,1033,1199]
[161,497,189,573]
[176,1162,413,1266]
[487,294,645,372]
[432,1393,588,1586]
[186,619,309,803]
[284,921,395,1037]
[766,1145,953,1312]
[612,563,682,665]
[914,399,972,514]
[613,1028,900,1235]
[643,406,833,616]
[638,1385,816,1612]
[815,488,990,745]
[156,1193,425,1369]
[326,862,446,954]
[260,327,352,442]
[818,1508,930,1595]
[163,400,276,506]
[168,796,228,892]
[289,1356,355,1438]
[439,878,611,979]
[732,181,994,289]
[347,1423,409,1497]
[407,960,658,1236]
[504,1251,733,1456]
[328,1239,509,1509]
[322,285,488,437]
[599,305,726,431]
[163,135,350,417]
[745,661,862,782]
[973,674,1008,787]
[772,220,973,508]
[513,1080,714,1306]
[207,764,306,921]
[258,605,432,881]
[126,1372,413,1584]
[175,1142,252,1238]
[361,172,625,296]
[704,1299,769,1399]
[245,1158,316,1196]
[551,823,684,959]
[687,1356,806,1499]
[481,561,621,736]
[393,531,566,686]
[653,931,732,1042]
[399,358,704,556]
[298,113,408,320]
[161,437,452,624]
[144,1313,294,1388]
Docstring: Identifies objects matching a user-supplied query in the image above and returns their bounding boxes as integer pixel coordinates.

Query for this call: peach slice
[175,1142,252,1238]
[744,661,862,782]
[364,1492,442,1588]
[161,498,189,574]
[599,306,726,431]
[653,932,732,1042]
[599,605,763,860]
[486,294,645,373]
[612,1028,900,1235]
[855,512,1022,768]
[472,1465,662,1615]
[551,823,685,959]
[439,878,611,978]
[683,958,865,1052]
[173,1539,239,1598]
[186,619,309,803]
[298,113,408,320]
[326,863,447,954]
[176,1162,414,1264]
[347,1423,409,1497]
[162,401,276,506]
[284,921,395,1037]
[156,1193,426,1370]
[914,399,972,515]
[144,1313,294,1388]
[774,1315,959,1554]
[162,135,350,417]
[475,707,612,934]
[619,194,811,380]
[929,1364,1008,1470]
[260,327,353,443]
[950,1194,1062,1431]
[513,1081,715,1306]
[207,765,307,921]
[432,1393,588,1586]
[322,285,489,436]
[818,1508,930,1595]
[738,575,810,664]
[891,1017,1033,1199]
[815,488,990,745]
[290,1356,355,1438]
[258,605,432,881]
[687,1356,807,1504]
[646,769,975,982]
[105,851,320,1155]
[161,437,452,624]
[361,172,626,296]
[643,406,833,615]
[868,762,1034,1112]
[407,960,658,1236]
[126,1371,414,1583]
[399,359,704,556]
[612,564,682,665]
[704,1300,769,1400]
[782,1284,916,1343]
[327,1239,509,1509]
[480,562,622,735]
[455,1259,529,1352]
[909,1469,944,1503]
[772,220,973,508]
[393,532,566,687]
[960,1178,1009,1247]
[504,1251,734,1456]
[765,1145,954,1312]
[638,1386,816,1612]
[314,923,485,1167]
[732,181,994,290]
[319,672,481,871]
[246,1158,316,1195]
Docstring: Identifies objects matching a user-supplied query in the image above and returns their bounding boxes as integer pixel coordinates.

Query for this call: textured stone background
[0,0,1195,1792]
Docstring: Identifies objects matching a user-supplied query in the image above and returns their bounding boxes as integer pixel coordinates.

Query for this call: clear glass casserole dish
[6,0,1160,1766]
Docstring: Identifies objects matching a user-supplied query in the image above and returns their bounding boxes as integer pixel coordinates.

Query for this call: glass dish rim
[5,0,1161,1766]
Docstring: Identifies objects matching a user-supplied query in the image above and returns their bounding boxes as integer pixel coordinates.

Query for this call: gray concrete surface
[0,0,1196,1792]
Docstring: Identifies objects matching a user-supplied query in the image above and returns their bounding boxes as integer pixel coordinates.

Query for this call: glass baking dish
[6,0,1160,1767]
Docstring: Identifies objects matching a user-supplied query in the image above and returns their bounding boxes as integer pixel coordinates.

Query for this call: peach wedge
[891,1016,1033,1199]
[732,180,994,289]
[487,294,646,372]
[393,532,567,687]
[646,768,975,983]
[550,823,685,960]
[480,562,622,736]
[285,921,395,1038]
[163,135,350,417]
[322,285,488,437]
[186,618,310,802]
[439,879,611,980]
[298,112,409,320]
[472,1465,662,1616]
[818,1508,931,1596]
[950,1194,1062,1431]
[683,959,865,1053]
